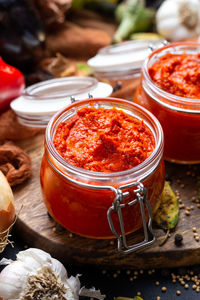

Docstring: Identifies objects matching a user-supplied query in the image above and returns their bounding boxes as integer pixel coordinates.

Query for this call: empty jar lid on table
[10,76,113,128]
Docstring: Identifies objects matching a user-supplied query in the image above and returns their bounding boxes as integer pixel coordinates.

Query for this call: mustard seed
[184,284,189,289]
[155,281,160,286]
[185,210,190,216]
[176,290,181,296]
[193,227,197,232]
[195,236,199,242]
[161,287,167,292]
[192,284,197,289]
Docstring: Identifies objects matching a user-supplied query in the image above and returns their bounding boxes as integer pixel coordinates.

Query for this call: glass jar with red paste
[40,98,164,253]
[134,42,200,164]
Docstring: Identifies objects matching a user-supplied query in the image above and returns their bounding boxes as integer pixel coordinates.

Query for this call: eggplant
[0,0,45,67]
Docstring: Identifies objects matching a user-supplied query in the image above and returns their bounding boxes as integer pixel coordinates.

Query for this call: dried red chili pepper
[0,58,25,113]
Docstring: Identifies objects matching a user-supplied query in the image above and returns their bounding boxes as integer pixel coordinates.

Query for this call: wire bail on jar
[107,181,156,254]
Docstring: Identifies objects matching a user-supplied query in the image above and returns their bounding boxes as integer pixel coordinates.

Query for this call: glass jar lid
[10,76,113,128]
[87,39,166,80]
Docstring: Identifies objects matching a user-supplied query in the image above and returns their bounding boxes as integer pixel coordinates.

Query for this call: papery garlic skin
[156,0,200,41]
[0,248,105,300]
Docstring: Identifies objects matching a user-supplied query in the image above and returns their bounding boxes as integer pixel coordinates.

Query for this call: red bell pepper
[0,58,25,113]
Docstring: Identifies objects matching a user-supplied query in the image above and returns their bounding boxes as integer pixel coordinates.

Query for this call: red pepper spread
[53,107,155,172]
[149,53,200,98]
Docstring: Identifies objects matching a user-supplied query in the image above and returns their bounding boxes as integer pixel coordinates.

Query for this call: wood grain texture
[13,132,200,269]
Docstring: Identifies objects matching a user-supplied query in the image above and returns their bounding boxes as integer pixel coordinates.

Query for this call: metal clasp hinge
[107,182,156,254]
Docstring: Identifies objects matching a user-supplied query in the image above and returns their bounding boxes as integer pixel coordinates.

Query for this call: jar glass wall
[40,98,165,239]
[134,43,200,164]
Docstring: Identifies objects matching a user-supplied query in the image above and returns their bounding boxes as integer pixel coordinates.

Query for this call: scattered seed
[113,273,118,278]
[140,270,144,274]
[155,281,160,286]
[192,284,197,289]
[134,271,138,276]
[192,197,196,202]
[180,184,185,188]
[195,236,199,242]
[156,297,161,300]
[129,277,134,282]
[180,281,185,285]
[176,290,181,296]
[185,210,190,216]
[179,204,185,209]
[110,240,114,245]
[137,291,141,296]
[172,279,177,283]
[161,287,167,292]
[184,284,189,289]
[197,204,200,209]
[192,227,197,232]
[126,270,131,275]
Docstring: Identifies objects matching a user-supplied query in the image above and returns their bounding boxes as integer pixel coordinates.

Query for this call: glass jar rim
[45,97,164,184]
[23,76,98,100]
[142,42,200,112]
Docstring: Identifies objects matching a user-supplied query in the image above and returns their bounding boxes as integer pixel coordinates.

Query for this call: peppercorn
[174,234,183,246]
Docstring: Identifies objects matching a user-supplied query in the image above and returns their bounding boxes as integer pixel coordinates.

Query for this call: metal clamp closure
[107,181,156,254]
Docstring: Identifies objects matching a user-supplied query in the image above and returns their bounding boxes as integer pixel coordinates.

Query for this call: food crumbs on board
[161,287,167,292]
[176,290,181,296]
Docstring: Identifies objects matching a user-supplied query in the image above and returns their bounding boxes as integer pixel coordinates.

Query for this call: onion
[0,171,15,253]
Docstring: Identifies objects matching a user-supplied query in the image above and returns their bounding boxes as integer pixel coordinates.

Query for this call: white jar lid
[11,76,113,128]
[88,39,166,79]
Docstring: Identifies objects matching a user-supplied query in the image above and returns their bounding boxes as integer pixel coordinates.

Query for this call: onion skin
[0,171,15,249]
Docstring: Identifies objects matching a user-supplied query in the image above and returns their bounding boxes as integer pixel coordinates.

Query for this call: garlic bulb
[156,0,200,41]
[0,171,15,253]
[0,248,105,300]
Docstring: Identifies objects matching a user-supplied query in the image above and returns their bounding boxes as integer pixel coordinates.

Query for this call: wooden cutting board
[13,132,200,269]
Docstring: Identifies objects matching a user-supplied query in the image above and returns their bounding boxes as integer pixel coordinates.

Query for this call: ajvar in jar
[134,42,200,164]
[40,98,165,240]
